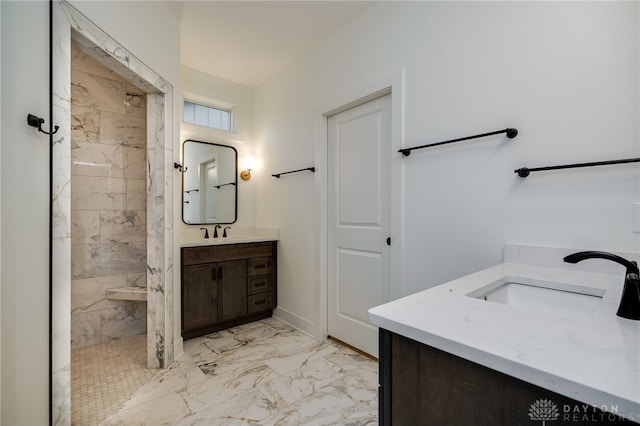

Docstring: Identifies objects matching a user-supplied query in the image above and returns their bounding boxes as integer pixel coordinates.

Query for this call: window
[183,100,232,132]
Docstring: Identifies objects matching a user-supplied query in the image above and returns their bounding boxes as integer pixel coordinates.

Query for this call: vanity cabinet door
[218,260,247,322]
[182,264,218,333]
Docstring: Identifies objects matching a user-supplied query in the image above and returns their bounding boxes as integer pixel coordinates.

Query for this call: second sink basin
[467,278,605,319]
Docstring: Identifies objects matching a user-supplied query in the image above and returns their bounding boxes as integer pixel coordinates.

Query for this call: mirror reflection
[182,140,237,224]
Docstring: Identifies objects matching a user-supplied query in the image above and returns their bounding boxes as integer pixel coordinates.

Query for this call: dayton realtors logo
[529,399,560,425]
[528,399,630,424]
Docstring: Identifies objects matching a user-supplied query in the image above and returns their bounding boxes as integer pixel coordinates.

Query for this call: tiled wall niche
[70,44,147,348]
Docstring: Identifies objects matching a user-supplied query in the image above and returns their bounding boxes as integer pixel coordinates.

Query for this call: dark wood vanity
[181,241,277,339]
[379,329,637,426]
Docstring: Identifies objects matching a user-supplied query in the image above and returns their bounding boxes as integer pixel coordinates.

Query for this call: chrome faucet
[213,224,222,238]
[564,251,640,320]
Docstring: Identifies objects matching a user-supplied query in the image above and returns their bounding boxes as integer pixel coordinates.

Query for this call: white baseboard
[272,306,318,340]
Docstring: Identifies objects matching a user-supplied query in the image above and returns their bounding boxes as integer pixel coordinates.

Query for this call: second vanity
[181,234,278,340]
[369,244,640,425]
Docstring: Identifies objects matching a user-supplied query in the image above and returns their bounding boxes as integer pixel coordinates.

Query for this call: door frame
[315,70,405,343]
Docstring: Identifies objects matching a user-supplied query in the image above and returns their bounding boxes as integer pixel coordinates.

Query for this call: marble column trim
[52,3,72,424]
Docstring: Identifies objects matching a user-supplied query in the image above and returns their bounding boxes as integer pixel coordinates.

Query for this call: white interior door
[327,94,391,358]
[201,157,218,223]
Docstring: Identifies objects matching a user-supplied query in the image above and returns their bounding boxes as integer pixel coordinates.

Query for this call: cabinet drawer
[247,292,273,314]
[182,242,274,266]
[248,275,274,295]
[247,257,273,276]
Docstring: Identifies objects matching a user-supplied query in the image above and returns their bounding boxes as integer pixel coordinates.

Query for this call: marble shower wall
[70,45,147,349]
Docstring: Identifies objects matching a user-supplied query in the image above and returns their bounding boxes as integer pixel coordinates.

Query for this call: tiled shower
[70,44,147,348]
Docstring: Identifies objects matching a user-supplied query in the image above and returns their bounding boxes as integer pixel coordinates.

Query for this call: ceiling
[172,1,374,88]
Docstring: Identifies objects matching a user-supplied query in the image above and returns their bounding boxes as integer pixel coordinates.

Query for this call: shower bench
[105,286,147,301]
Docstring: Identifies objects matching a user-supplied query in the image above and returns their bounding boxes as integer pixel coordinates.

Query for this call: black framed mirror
[181,140,238,224]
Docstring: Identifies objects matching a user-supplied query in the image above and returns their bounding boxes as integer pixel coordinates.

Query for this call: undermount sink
[467,278,605,319]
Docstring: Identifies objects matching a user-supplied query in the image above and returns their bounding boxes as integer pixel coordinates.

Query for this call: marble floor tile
[204,323,289,354]
[262,341,339,375]
[262,327,317,354]
[258,385,359,426]
[178,389,279,426]
[197,341,280,376]
[258,358,344,407]
[102,318,378,425]
[179,362,279,413]
[326,368,378,408]
[325,346,378,373]
[99,392,191,426]
[117,354,208,412]
[180,336,223,366]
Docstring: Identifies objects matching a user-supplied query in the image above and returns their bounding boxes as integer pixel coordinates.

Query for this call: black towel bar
[214,182,236,188]
[515,157,640,177]
[272,167,315,178]
[399,127,518,156]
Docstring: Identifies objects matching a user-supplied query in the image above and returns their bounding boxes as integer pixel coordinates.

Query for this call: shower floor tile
[71,334,158,426]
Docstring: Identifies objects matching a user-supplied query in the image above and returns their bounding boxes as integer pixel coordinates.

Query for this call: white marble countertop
[369,260,640,421]
[180,235,278,248]
[180,227,279,248]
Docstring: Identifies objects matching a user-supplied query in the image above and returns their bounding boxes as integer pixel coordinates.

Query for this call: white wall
[1,2,51,424]
[0,1,181,423]
[254,2,640,338]
[1,0,3,419]
[180,66,255,240]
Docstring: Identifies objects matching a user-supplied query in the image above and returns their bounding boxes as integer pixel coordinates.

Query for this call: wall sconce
[240,156,255,181]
